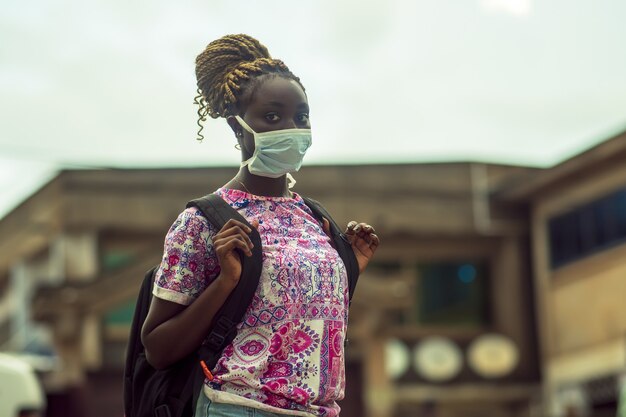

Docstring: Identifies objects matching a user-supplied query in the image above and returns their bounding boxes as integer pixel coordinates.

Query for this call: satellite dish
[467,334,519,378]
[385,338,410,379]
[413,337,463,382]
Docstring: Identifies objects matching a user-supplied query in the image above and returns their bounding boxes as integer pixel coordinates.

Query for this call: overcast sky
[1,0,626,218]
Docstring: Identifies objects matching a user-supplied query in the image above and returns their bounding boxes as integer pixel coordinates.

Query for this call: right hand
[213,219,258,288]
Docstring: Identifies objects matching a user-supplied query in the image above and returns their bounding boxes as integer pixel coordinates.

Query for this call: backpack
[123,193,359,417]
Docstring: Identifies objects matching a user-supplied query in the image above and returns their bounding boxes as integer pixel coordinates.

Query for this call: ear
[226,116,243,138]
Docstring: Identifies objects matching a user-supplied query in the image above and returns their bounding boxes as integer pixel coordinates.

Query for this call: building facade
[500,129,626,417]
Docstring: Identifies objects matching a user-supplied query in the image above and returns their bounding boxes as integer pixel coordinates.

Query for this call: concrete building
[499,129,626,417]
[0,130,623,417]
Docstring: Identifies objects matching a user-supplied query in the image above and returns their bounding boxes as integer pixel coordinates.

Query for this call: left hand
[323,219,380,274]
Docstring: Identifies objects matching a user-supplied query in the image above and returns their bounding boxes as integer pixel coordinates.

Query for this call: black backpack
[123,193,359,417]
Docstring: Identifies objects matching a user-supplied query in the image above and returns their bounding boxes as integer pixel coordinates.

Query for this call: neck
[226,167,293,198]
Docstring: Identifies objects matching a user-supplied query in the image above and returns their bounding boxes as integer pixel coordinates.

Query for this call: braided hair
[194,34,305,142]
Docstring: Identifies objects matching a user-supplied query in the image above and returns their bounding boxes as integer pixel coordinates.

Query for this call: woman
[141,34,379,417]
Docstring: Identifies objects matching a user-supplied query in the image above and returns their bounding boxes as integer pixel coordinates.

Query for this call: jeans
[194,393,288,417]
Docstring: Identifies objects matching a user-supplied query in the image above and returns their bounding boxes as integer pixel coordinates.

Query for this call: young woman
[141,34,379,417]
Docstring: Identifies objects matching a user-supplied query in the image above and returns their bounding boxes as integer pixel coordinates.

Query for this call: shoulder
[166,206,217,239]
[172,206,209,226]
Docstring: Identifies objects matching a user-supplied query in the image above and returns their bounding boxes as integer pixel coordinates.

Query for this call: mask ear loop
[235,115,256,170]
[234,115,256,135]
[287,173,296,189]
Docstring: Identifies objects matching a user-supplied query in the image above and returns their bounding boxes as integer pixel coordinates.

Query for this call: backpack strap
[301,196,360,303]
[186,194,263,369]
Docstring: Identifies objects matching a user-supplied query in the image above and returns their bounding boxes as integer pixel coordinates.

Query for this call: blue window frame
[548,188,626,268]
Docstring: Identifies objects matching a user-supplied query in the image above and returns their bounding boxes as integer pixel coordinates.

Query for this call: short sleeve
[152,207,221,305]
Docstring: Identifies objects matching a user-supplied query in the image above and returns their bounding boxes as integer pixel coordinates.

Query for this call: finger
[346,221,358,235]
[214,233,249,246]
[250,219,259,229]
[348,222,375,235]
[218,239,252,257]
[354,224,370,239]
[214,235,249,251]
[361,232,379,246]
[216,226,254,248]
[353,232,379,253]
[368,233,380,247]
[220,219,252,234]
[363,224,375,234]
[216,225,248,238]
[357,225,377,241]
[356,233,376,246]
[215,236,252,256]
[215,233,254,253]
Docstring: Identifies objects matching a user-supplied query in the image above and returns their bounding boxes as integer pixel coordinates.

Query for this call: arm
[141,218,257,370]
[141,277,236,370]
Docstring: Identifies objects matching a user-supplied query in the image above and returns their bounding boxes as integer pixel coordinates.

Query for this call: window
[104,299,136,327]
[415,261,490,326]
[548,188,626,268]
[101,251,134,272]
[616,190,626,236]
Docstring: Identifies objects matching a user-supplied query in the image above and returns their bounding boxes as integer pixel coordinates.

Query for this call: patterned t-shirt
[153,188,348,417]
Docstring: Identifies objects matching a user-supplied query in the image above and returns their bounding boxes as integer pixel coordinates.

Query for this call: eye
[264,112,280,122]
[296,113,310,124]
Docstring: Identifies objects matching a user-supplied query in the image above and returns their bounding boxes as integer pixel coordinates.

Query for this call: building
[499,129,626,417]
[0,129,623,417]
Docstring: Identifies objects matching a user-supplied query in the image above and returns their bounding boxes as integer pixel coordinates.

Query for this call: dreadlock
[194,34,305,142]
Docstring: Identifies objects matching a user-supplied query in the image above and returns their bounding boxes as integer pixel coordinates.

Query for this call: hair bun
[195,34,271,103]
[220,34,271,62]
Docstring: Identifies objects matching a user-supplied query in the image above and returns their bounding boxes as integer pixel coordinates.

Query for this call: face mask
[235,116,312,185]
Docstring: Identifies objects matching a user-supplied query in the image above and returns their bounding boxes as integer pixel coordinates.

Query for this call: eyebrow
[263,101,309,109]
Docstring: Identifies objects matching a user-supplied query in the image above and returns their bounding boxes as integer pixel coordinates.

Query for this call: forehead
[249,76,308,108]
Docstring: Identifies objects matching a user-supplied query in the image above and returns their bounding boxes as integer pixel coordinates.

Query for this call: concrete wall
[529,147,626,415]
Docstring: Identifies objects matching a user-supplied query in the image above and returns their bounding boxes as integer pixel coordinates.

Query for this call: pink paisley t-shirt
[153,188,348,417]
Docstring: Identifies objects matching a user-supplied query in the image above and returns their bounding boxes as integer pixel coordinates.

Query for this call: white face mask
[235,116,312,186]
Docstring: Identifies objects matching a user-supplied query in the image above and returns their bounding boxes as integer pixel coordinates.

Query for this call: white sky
[1,0,626,218]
